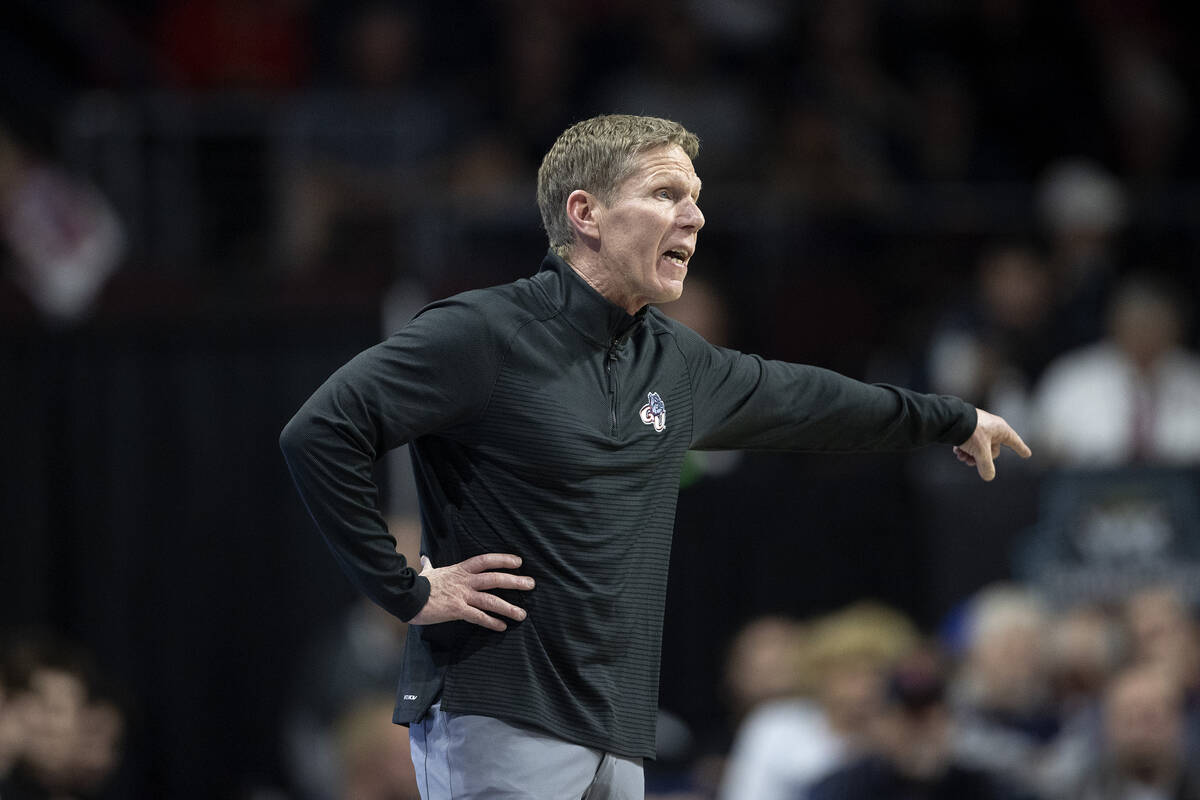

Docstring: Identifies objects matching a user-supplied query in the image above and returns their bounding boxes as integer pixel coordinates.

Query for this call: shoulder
[405,277,549,349]
[645,306,692,337]
[644,306,718,357]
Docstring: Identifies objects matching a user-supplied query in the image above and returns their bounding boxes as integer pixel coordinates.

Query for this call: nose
[679,197,705,232]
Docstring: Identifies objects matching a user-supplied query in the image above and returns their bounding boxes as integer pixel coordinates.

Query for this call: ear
[566,189,602,247]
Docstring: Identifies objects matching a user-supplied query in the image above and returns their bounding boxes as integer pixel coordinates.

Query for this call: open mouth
[662,249,690,267]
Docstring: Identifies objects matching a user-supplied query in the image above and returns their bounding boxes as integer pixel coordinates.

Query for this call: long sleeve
[279,299,502,621]
[669,323,977,452]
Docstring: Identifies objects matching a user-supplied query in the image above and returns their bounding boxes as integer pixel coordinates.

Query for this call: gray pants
[409,703,644,799]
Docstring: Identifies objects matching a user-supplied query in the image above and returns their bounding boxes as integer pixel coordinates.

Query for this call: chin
[657,283,685,304]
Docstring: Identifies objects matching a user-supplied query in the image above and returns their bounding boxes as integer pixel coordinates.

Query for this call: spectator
[0,124,124,323]
[891,60,1016,184]
[1032,274,1200,466]
[721,616,809,726]
[597,10,763,180]
[1124,585,1198,677]
[926,242,1054,435]
[1067,664,1200,800]
[1039,604,1129,798]
[1122,584,1200,753]
[1104,44,1190,189]
[808,647,1009,800]
[277,4,461,272]
[489,5,582,167]
[950,584,1063,798]
[720,603,917,800]
[770,0,907,217]
[1037,158,1127,354]
[0,633,90,799]
[767,98,893,220]
[1048,604,1125,719]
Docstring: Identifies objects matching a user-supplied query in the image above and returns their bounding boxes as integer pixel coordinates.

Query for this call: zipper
[606,340,620,436]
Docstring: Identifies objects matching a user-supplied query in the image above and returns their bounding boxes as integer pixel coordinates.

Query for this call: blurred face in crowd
[819,657,887,736]
[1105,667,1183,777]
[1110,288,1182,371]
[571,144,704,314]
[978,247,1051,331]
[969,603,1048,711]
[1125,585,1200,690]
[346,5,418,88]
[22,667,87,786]
[1048,606,1120,707]
[723,617,806,717]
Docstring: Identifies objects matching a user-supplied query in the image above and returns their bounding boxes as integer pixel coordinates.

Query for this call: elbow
[278,413,307,461]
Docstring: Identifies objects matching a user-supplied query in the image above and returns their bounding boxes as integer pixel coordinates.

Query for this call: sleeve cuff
[396,574,432,622]
[952,403,978,447]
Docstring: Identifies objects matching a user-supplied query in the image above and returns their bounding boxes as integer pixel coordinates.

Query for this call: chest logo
[639,391,667,433]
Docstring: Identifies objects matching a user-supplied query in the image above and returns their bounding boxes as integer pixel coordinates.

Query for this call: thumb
[419,555,433,575]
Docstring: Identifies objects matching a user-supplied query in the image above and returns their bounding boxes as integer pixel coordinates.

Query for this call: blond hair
[536,114,699,258]
[803,602,920,688]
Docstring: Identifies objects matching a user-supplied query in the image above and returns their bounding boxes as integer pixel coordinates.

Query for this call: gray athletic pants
[409,702,644,799]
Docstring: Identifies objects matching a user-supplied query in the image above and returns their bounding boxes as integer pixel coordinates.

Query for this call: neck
[564,248,643,315]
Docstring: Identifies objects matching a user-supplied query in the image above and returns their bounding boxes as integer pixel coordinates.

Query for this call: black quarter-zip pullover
[279,251,977,758]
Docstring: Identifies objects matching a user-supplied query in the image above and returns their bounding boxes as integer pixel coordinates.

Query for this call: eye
[656,188,674,200]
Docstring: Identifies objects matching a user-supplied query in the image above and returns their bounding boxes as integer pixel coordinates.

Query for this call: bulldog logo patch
[639,391,667,433]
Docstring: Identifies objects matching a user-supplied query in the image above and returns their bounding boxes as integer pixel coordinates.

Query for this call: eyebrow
[649,169,703,197]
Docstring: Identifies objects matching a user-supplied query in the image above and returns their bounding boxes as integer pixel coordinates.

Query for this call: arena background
[1,1,1198,797]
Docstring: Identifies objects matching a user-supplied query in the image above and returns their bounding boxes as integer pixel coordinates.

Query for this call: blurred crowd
[265,570,1200,799]
[0,632,126,800]
[710,581,1200,800]
[2,1,1198,335]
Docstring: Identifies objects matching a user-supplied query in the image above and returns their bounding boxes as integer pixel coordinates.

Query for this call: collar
[537,250,646,348]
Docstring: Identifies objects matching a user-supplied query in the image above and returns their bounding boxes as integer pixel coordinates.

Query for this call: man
[1066,664,1200,800]
[1032,274,1200,465]
[280,114,1030,799]
[807,648,1014,800]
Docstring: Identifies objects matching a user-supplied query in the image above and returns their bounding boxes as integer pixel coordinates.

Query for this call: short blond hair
[805,602,919,683]
[536,114,699,258]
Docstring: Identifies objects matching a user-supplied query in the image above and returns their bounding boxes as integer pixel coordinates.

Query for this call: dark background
[1,0,1198,796]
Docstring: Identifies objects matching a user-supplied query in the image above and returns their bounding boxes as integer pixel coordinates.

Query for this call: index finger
[1001,426,1033,459]
[460,553,524,573]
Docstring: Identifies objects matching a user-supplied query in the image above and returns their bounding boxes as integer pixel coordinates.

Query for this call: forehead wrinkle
[643,166,703,199]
